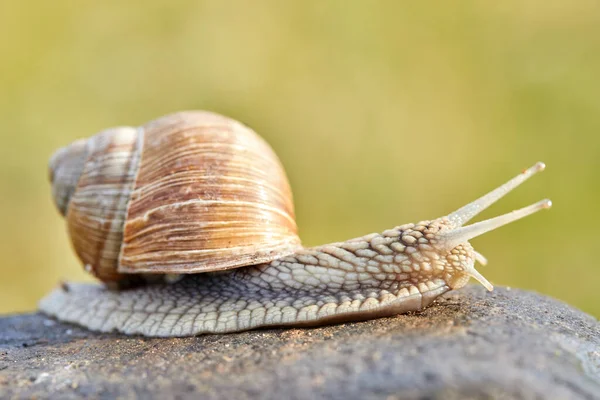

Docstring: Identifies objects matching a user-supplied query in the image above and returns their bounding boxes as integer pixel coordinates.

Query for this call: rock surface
[0,286,598,399]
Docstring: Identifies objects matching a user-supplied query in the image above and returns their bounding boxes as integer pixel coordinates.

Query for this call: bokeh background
[1,1,598,317]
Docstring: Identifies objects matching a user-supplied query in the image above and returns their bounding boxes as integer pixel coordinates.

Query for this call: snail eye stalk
[448,162,547,228]
[440,199,552,252]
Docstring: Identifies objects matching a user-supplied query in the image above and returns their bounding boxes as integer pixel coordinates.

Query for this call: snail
[40,111,551,337]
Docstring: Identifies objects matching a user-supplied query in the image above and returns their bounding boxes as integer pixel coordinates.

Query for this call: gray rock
[0,286,598,399]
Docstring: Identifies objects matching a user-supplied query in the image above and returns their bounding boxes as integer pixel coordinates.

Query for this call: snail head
[406,162,551,291]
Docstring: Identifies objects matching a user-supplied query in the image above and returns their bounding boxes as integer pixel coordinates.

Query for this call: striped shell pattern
[48,111,301,282]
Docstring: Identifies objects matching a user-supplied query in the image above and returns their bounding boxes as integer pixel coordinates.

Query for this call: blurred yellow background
[1,1,598,317]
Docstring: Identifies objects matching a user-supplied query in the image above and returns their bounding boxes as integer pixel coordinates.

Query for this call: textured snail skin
[40,220,464,336]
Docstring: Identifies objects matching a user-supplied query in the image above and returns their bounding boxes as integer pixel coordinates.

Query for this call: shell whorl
[49,138,89,216]
[49,111,301,282]
[50,127,140,281]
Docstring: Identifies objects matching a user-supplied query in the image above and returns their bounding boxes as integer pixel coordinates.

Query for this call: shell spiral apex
[44,110,551,337]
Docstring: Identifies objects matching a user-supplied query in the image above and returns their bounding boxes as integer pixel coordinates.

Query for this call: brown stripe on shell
[66,127,140,281]
[119,111,301,274]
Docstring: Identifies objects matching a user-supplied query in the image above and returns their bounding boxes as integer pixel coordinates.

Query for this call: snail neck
[268,223,467,294]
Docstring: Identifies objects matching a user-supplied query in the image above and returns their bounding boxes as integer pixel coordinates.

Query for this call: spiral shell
[49,111,301,282]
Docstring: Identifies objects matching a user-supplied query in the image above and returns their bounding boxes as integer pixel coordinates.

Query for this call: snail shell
[49,111,301,282]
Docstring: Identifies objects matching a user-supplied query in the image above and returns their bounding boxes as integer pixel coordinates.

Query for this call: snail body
[41,111,550,337]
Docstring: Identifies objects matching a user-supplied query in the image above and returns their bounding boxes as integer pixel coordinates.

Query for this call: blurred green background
[1,1,598,317]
